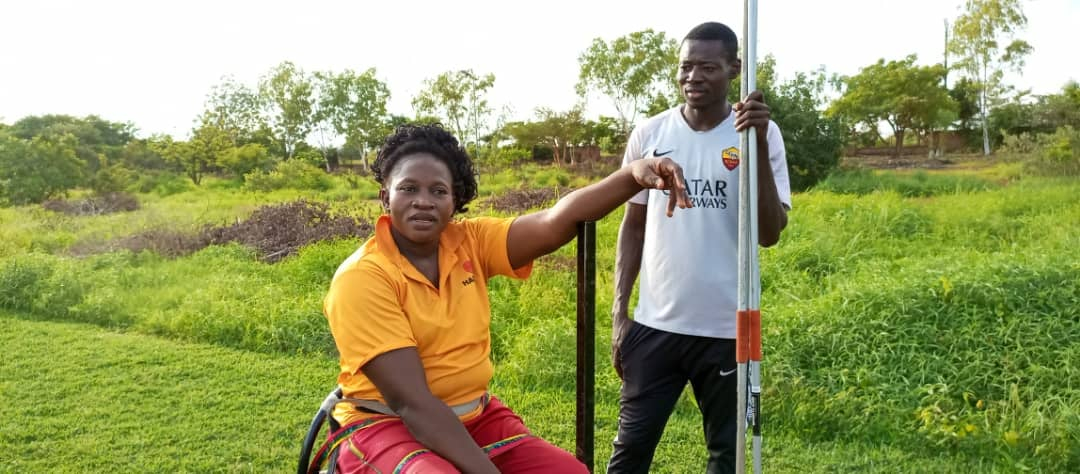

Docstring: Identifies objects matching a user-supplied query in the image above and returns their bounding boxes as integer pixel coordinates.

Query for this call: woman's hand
[630,157,693,217]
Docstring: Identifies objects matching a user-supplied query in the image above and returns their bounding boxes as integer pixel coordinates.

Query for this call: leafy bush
[89,164,136,195]
[1023,126,1080,176]
[244,160,333,192]
[218,143,274,180]
[293,149,327,170]
[0,133,86,205]
[42,192,139,216]
[131,171,193,196]
[0,253,84,317]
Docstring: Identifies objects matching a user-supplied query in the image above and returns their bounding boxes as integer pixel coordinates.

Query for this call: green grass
[1,157,1077,472]
[0,314,337,472]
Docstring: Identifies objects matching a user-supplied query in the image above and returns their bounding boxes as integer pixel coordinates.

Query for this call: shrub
[42,192,139,216]
[218,143,273,180]
[0,253,84,317]
[244,160,333,192]
[89,164,136,195]
[132,171,193,196]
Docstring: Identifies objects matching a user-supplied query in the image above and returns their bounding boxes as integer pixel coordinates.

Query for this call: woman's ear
[378,188,390,211]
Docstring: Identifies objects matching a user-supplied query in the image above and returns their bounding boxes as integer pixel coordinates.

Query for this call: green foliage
[0,252,85,318]
[0,133,86,205]
[315,68,391,153]
[6,114,136,173]
[293,148,326,170]
[503,107,598,165]
[244,160,333,192]
[202,76,265,147]
[89,163,136,195]
[412,69,496,152]
[829,55,956,152]
[990,81,1080,146]
[948,0,1033,155]
[730,57,847,191]
[0,316,337,472]
[259,61,316,159]
[131,171,194,196]
[477,146,531,169]
[814,168,996,196]
[576,29,678,132]
[217,143,273,179]
[1003,126,1080,176]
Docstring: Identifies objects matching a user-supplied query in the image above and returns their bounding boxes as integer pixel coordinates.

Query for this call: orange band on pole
[736,309,751,363]
[749,309,762,361]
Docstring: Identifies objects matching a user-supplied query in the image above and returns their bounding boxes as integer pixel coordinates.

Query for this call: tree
[7,114,135,173]
[505,107,591,166]
[412,69,495,154]
[258,61,315,159]
[829,55,956,156]
[576,29,678,133]
[732,56,847,191]
[948,0,1033,155]
[315,68,391,169]
[203,76,264,147]
[0,133,86,205]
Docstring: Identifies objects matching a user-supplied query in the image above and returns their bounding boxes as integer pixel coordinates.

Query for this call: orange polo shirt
[324,215,532,425]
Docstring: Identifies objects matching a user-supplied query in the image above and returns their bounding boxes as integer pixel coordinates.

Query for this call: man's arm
[753,127,787,247]
[611,202,646,379]
[363,348,499,474]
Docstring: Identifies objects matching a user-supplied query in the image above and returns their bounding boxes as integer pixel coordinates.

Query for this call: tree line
[2,0,1077,206]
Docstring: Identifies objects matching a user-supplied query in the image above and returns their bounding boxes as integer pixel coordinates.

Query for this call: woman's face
[380,152,455,248]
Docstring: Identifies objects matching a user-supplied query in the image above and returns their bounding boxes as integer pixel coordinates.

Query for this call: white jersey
[623,106,791,339]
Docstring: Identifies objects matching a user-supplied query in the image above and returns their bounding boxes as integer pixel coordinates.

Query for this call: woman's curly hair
[372,123,478,214]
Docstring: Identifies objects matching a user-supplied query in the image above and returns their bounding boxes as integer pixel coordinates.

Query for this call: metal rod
[576,220,596,472]
[737,0,761,472]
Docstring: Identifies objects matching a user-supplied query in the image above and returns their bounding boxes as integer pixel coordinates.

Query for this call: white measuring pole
[735,0,762,472]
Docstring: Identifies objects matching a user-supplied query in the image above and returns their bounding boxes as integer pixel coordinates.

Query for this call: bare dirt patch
[71,200,373,262]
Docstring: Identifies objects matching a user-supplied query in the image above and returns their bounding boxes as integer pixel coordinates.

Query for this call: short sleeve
[465,217,533,280]
[623,126,649,205]
[324,262,417,376]
[766,120,792,210]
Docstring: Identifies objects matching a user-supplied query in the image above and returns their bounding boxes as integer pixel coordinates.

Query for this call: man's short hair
[683,22,739,60]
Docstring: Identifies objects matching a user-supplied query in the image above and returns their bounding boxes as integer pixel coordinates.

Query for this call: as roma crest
[722,147,740,170]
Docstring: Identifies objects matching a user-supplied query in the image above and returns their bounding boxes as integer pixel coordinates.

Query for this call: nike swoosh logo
[719,368,736,377]
[652,149,674,157]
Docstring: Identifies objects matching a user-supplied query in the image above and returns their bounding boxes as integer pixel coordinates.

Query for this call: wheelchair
[297,387,344,474]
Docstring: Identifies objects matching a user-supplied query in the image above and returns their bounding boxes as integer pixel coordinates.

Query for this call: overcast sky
[2,0,1077,138]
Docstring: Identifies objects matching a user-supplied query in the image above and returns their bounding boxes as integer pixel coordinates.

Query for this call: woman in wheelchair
[321,123,690,473]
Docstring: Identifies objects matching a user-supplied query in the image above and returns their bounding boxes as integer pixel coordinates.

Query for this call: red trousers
[334,396,587,473]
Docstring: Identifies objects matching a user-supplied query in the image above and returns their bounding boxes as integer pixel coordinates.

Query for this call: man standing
[608,21,791,473]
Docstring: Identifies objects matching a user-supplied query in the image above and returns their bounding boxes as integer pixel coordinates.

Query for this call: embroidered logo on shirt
[722,147,740,171]
[461,276,476,287]
[642,147,674,159]
[463,260,474,273]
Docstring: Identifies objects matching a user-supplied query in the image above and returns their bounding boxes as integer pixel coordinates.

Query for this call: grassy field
[1,158,1077,472]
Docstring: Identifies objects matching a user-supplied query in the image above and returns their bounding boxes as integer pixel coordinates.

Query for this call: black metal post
[575,221,596,472]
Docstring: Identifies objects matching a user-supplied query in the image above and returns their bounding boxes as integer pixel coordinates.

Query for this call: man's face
[380,153,455,248]
[678,39,740,110]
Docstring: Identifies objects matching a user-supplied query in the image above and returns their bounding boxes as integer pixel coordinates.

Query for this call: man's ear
[730,58,743,80]
[378,188,389,211]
